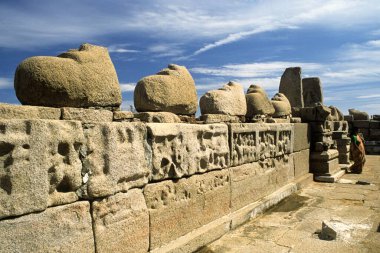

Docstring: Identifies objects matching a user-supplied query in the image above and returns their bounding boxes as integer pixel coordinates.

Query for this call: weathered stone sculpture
[134,64,197,115]
[14,43,122,108]
[328,106,344,121]
[303,77,323,107]
[199,81,246,116]
[348,108,369,120]
[279,67,304,108]
[271,93,291,118]
[246,85,275,118]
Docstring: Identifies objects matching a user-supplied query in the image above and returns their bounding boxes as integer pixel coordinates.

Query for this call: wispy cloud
[191,24,297,56]
[0,77,12,89]
[357,94,380,99]
[119,83,136,92]
[108,44,140,53]
[147,43,184,58]
[191,61,323,78]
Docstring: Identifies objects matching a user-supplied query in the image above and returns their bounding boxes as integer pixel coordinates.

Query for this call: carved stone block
[336,137,351,146]
[229,123,294,167]
[82,122,150,198]
[353,120,370,129]
[147,123,229,180]
[0,201,95,253]
[134,112,181,123]
[231,157,293,211]
[279,67,303,107]
[45,120,85,207]
[92,189,149,253]
[293,123,310,152]
[310,158,340,175]
[0,103,61,120]
[0,120,85,219]
[369,120,380,129]
[338,152,350,164]
[144,169,230,250]
[62,107,113,123]
[310,150,340,175]
[302,77,323,107]
[200,114,241,124]
[113,111,134,121]
[292,149,310,178]
[0,120,48,219]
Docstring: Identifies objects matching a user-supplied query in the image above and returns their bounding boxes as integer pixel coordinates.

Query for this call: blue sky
[1,0,380,115]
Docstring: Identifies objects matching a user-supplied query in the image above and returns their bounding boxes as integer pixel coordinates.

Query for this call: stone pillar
[279,67,304,108]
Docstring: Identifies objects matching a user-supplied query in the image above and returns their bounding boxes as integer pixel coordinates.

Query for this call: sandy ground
[198,155,380,253]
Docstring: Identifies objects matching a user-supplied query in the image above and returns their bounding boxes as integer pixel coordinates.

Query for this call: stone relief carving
[231,132,257,166]
[148,124,229,180]
[82,122,150,198]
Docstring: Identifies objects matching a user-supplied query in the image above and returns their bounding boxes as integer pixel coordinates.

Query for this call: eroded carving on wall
[278,130,292,156]
[231,132,257,166]
[83,122,150,198]
[148,124,229,180]
[230,124,294,167]
[0,120,48,219]
[46,121,84,206]
[145,170,230,210]
[258,130,277,160]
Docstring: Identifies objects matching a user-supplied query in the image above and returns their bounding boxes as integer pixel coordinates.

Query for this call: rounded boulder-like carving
[349,108,369,120]
[271,93,291,118]
[246,85,275,117]
[134,64,197,115]
[199,81,247,116]
[14,43,122,108]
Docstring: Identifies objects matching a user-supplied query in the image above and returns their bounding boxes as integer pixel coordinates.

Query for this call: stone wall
[0,103,311,253]
[345,114,380,154]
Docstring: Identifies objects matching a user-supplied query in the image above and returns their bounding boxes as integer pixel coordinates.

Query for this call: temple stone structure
[14,44,122,109]
[271,93,291,118]
[199,81,246,116]
[134,64,198,115]
[245,85,275,121]
[303,77,323,107]
[346,111,380,154]
[279,67,303,108]
[0,102,312,253]
[2,52,358,252]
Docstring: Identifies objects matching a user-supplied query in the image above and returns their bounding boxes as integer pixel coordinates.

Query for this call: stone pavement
[198,155,380,253]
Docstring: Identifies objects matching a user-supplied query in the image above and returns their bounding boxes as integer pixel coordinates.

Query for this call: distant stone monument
[303,77,323,107]
[199,81,246,116]
[14,43,122,108]
[348,108,370,120]
[134,64,197,115]
[279,67,304,108]
[246,85,274,118]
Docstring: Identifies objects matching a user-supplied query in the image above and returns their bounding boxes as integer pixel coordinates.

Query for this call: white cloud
[191,24,297,56]
[357,94,380,99]
[1,0,380,53]
[191,62,323,78]
[0,77,12,89]
[147,43,184,58]
[108,45,139,53]
[119,83,136,92]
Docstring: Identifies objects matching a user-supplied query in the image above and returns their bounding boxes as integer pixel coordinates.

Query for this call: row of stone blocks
[0,157,309,253]
[0,119,310,252]
[346,118,380,154]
